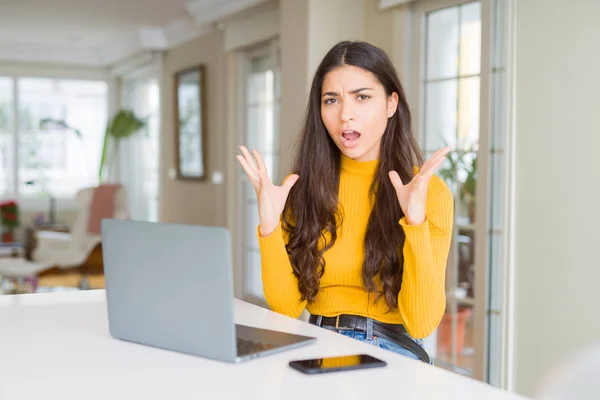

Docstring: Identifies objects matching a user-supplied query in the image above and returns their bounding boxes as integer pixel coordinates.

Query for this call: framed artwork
[174,65,206,180]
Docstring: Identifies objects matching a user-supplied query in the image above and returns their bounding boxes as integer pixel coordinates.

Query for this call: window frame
[408,0,494,382]
[235,40,281,308]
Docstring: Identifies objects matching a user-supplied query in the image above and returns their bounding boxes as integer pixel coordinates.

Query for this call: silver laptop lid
[101,219,237,362]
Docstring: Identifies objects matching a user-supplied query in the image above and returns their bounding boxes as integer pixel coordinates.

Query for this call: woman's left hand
[388,147,450,225]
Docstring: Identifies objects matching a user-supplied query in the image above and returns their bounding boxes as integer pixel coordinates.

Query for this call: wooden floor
[38,272,105,290]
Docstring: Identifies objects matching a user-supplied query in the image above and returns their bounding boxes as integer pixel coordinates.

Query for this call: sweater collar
[340,154,379,177]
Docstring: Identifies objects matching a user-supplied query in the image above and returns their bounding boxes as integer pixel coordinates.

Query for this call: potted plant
[0,200,20,242]
[98,109,146,181]
[437,303,473,355]
[436,145,478,355]
[39,109,146,183]
[438,148,478,223]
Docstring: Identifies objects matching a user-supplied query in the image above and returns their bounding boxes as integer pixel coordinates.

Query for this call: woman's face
[321,65,398,162]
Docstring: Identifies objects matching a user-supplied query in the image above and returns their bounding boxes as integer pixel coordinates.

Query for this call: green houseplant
[436,146,478,355]
[439,148,478,223]
[98,109,146,181]
[39,109,146,182]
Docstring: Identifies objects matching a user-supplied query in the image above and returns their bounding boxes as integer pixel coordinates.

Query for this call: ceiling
[0,0,267,67]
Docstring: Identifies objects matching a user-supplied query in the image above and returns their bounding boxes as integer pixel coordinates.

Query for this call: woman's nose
[340,103,355,122]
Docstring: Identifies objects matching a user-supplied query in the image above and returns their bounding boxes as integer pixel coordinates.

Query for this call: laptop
[101,219,316,363]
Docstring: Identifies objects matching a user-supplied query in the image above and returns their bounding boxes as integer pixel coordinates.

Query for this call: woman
[236,41,453,363]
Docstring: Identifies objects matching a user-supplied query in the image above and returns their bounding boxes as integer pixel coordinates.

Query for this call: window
[412,0,508,385]
[0,77,15,198]
[120,74,160,222]
[238,43,281,306]
[1,76,108,203]
[421,1,482,374]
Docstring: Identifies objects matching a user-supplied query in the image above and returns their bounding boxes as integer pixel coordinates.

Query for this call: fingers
[422,147,448,171]
[239,146,257,170]
[236,154,259,184]
[420,147,450,178]
[281,174,299,192]
[252,150,278,188]
[388,170,404,191]
[237,146,277,192]
[253,149,267,173]
[252,149,272,185]
[237,145,262,186]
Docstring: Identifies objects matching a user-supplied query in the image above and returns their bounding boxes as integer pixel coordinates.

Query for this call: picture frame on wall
[174,65,206,181]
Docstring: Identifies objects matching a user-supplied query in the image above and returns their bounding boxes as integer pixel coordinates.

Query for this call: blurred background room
[0,0,598,398]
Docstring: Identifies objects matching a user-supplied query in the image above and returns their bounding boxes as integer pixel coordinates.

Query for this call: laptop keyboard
[236,337,277,357]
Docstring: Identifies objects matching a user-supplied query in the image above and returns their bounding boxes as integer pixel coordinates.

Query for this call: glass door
[238,42,281,306]
[413,0,483,376]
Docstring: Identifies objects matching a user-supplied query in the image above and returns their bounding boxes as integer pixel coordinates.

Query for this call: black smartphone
[288,354,386,374]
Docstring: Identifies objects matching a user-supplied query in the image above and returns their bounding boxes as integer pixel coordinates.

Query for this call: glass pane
[426,7,459,80]
[242,49,279,306]
[437,303,474,370]
[458,77,480,150]
[247,56,273,105]
[251,54,272,75]
[428,0,486,380]
[245,180,256,202]
[457,228,475,299]
[436,151,458,195]
[247,72,265,105]
[247,104,276,154]
[19,78,55,93]
[459,2,482,76]
[245,249,263,299]
[262,154,277,182]
[0,77,14,196]
[58,80,107,96]
[425,80,458,151]
[273,100,281,150]
[18,78,107,199]
[120,77,160,222]
[246,200,260,244]
[456,303,475,369]
[456,151,477,224]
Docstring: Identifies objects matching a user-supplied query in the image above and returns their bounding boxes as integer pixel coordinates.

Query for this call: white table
[0,290,528,399]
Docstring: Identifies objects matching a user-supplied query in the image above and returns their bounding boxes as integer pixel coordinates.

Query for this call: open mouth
[341,130,361,147]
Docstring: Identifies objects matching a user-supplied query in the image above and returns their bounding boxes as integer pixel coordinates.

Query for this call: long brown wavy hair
[282,41,424,310]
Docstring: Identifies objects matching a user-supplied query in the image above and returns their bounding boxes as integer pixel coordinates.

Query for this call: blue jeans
[320,325,432,364]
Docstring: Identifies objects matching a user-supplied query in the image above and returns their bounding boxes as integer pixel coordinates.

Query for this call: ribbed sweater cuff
[399,216,432,251]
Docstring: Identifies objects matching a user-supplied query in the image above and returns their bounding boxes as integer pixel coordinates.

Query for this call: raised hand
[236,146,299,237]
[388,147,450,226]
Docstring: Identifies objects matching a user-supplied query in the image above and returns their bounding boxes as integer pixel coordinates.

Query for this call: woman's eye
[324,98,338,105]
[357,94,370,101]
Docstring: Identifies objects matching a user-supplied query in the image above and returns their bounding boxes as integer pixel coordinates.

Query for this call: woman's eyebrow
[322,87,374,97]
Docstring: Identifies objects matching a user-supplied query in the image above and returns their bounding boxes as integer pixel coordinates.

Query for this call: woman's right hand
[236,146,299,237]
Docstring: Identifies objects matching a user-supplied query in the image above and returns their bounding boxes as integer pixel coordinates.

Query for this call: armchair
[31,185,127,285]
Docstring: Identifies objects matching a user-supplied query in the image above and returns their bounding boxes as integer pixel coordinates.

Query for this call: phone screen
[289,354,386,374]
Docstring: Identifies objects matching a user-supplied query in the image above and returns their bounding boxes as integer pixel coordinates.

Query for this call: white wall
[278,0,374,179]
[159,30,227,226]
[512,0,600,396]
[307,0,366,77]
[278,0,310,179]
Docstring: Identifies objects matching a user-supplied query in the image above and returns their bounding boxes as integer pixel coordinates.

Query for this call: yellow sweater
[258,155,454,338]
